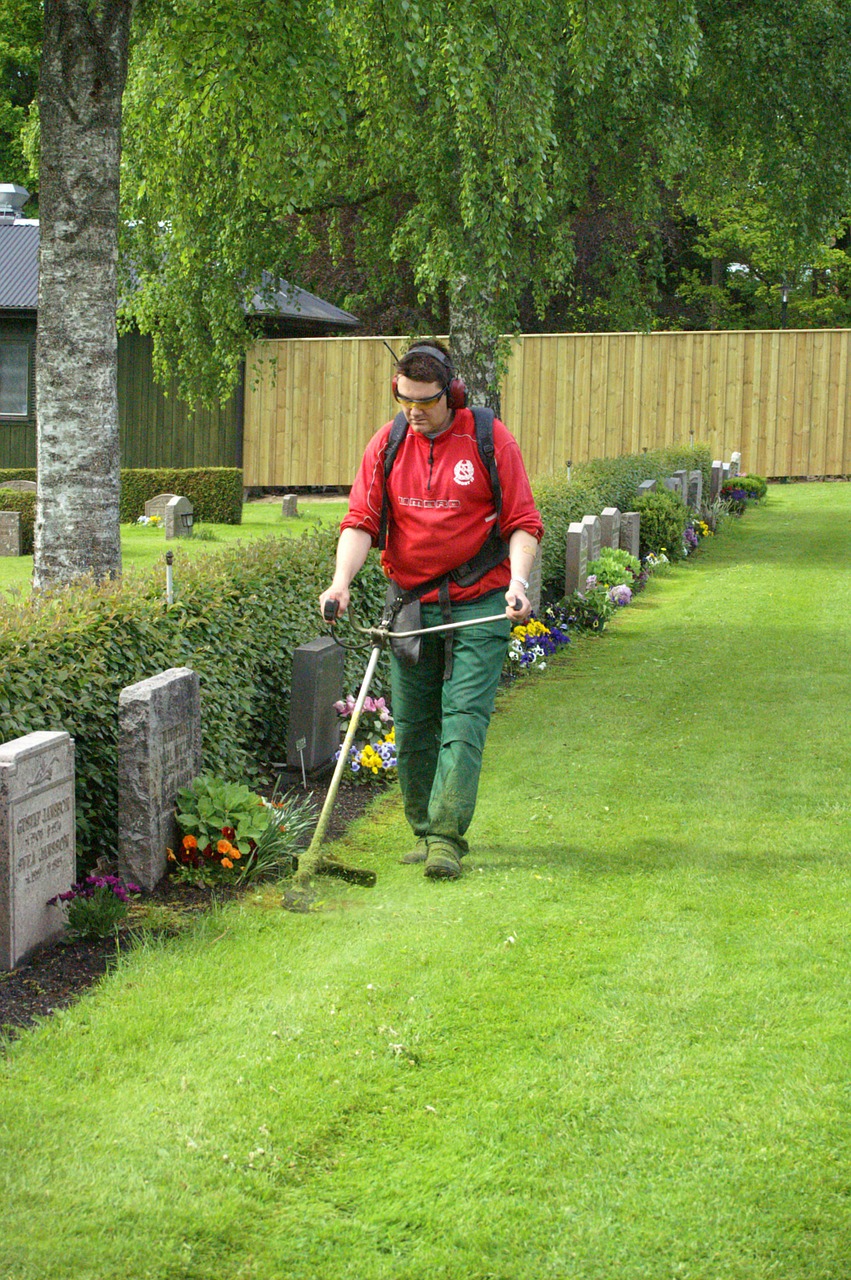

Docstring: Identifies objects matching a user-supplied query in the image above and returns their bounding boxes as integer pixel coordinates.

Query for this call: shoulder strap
[470,406,501,520]
[378,411,409,551]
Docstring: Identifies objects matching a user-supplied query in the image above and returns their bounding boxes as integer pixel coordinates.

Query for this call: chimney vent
[0,184,30,222]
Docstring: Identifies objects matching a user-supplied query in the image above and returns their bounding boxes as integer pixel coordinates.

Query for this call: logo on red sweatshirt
[453,460,475,486]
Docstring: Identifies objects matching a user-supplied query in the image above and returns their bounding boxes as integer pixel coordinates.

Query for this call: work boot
[399,838,428,865]
[424,840,462,880]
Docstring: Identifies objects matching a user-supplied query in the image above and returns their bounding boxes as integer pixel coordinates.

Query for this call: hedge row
[0,529,388,869]
[531,445,712,591]
[0,468,245,527]
[120,468,243,525]
[0,490,36,554]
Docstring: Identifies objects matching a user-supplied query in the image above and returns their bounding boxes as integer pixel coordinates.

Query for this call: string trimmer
[281,594,520,912]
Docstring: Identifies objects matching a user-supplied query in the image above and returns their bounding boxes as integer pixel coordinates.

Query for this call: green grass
[2,483,851,1278]
[0,500,347,596]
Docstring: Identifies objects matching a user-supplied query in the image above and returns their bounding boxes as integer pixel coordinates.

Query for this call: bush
[634,489,689,559]
[586,547,641,586]
[119,468,243,525]
[721,474,767,502]
[579,445,712,513]
[531,473,606,593]
[0,489,35,554]
[0,526,388,870]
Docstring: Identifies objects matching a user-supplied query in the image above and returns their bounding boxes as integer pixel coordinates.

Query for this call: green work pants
[390,591,510,855]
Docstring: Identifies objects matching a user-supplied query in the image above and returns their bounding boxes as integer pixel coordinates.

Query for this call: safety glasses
[393,386,447,410]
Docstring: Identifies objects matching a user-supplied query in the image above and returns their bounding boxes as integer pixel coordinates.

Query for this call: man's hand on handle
[505,588,531,624]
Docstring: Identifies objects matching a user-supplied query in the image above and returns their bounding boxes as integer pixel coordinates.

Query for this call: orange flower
[217,839,233,854]
[221,857,233,869]
[167,850,176,862]
[183,834,198,849]
[231,849,242,859]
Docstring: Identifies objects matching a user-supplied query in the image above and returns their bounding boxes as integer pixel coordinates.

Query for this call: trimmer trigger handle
[324,599,340,622]
[512,596,522,610]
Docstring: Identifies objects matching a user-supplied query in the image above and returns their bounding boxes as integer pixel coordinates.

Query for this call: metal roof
[0,222,39,309]
[0,222,359,327]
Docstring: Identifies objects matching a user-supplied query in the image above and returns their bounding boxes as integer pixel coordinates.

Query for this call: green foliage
[0,489,35,554]
[176,775,270,856]
[564,585,616,633]
[587,547,640,586]
[62,886,130,940]
[579,446,712,513]
[531,474,606,593]
[634,489,689,559]
[120,468,243,525]
[723,474,767,501]
[0,525,387,871]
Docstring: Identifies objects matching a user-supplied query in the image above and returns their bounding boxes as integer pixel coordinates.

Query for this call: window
[0,342,31,418]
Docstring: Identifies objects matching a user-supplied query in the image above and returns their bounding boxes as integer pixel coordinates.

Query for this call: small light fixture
[180,511,194,530]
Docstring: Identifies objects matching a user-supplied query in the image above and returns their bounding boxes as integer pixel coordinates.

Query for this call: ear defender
[393,345,468,410]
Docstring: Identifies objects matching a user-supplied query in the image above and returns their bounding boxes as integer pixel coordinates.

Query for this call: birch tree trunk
[35,0,134,587]
[449,278,503,416]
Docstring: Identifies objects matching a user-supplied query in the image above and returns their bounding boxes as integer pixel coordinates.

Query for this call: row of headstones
[1,667,201,970]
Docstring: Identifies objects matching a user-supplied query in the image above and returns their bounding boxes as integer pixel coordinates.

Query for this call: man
[319,340,542,880]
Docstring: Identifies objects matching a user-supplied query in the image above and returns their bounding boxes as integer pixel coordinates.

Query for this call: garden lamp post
[780,282,790,329]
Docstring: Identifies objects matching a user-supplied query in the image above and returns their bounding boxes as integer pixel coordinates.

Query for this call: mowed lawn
[1,482,850,1279]
[0,498,348,595]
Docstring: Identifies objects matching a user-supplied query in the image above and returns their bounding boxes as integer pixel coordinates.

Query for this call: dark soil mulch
[0,776,381,1040]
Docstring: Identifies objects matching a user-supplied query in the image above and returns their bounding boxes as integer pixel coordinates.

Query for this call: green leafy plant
[586,547,641,586]
[634,489,689,559]
[48,874,141,941]
[563,586,617,632]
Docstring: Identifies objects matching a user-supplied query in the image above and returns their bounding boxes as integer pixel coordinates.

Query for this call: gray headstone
[663,476,679,493]
[1,479,36,492]
[565,522,589,598]
[118,667,202,891]
[673,470,688,498]
[144,492,176,521]
[688,470,703,509]
[527,543,543,618]
[287,638,345,775]
[722,463,731,485]
[600,508,621,551]
[581,515,602,566]
[619,512,641,559]
[0,511,20,556]
[730,451,741,478]
[281,494,299,518]
[165,495,194,539]
[710,461,724,501]
[0,731,76,970]
[637,479,657,498]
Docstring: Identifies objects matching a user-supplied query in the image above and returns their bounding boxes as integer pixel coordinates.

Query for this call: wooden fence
[243,329,851,486]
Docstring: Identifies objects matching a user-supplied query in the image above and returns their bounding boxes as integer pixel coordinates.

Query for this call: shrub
[721,474,767,502]
[119,468,243,525]
[531,473,606,593]
[634,489,689,559]
[0,526,388,870]
[586,547,641,586]
[0,489,35,554]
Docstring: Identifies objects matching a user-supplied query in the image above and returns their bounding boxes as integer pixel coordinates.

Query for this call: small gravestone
[620,512,641,559]
[730,451,741,478]
[527,543,543,617]
[165,495,194,540]
[287,638,345,775]
[688,470,703,509]
[144,493,176,521]
[637,479,657,498]
[722,463,731,486]
[281,494,299,518]
[0,511,20,556]
[118,667,202,891]
[600,508,621,551]
[0,731,75,970]
[673,470,688,498]
[565,522,589,597]
[1,479,36,492]
[710,461,724,501]
[581,515,602,565]
[663,476,679,494]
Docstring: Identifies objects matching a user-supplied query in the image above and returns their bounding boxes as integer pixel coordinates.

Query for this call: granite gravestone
[730,451,741,477]
[600,508,621,550]
[165,495,194,540]
[673,470,688,498]
[710,461,724,501]
[565,523,589,597]
[662,476,679,494]
[118,667,202,891]
[144,493,176,521]
[281,494,299,518]
[581,515,602,566]
[688,470,703,509]
[0,511,20,556]
[619,512,641,559]
[637,479,657,498]
[0,731,75,970]
[1,479,36,492]
[527,543,543,617]
[287,638,345,776]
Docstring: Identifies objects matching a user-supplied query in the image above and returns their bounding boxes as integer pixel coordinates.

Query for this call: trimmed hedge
[0,469,36,486]
[634,489,689,559]
[532,445,712,595]
[0,489,36,554]
[0,528,388,870]
[120,468,244,525]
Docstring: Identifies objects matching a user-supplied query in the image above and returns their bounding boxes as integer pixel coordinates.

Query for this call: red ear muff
[447,377,467,410]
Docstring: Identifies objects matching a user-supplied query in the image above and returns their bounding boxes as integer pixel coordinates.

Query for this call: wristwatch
[510,575,529,591]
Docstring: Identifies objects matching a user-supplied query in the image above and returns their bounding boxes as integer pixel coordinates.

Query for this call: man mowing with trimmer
[319,341,543,880]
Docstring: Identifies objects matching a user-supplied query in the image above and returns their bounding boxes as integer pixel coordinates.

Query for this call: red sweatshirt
[341,409,543,603]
